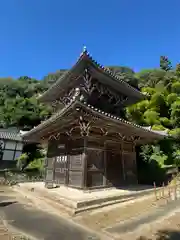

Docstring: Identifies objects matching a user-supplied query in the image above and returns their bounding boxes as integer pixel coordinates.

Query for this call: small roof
[0,128,23,141]
[39,48,145,103]
[22,99,168,143]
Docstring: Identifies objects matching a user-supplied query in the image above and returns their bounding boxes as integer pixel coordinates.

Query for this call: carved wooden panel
[54,155,68,184]
[68,170,83,187]
[69,154,83,170]
[87,77,128,109]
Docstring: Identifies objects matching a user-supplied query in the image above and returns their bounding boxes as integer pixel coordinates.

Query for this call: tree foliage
[0,76,52,129]
[127,56,180,169]
[1,59,180,172]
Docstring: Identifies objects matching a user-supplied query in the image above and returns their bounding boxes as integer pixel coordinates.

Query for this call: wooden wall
[84,138,137,188]
[45,137,86,189]
[45,136,137,189]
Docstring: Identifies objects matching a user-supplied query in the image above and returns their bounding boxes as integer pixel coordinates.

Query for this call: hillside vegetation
[1,56,180,176]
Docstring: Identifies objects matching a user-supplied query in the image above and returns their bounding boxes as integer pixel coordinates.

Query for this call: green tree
[160,56,172,71]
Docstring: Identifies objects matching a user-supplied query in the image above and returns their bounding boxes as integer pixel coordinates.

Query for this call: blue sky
[0,0,180,79]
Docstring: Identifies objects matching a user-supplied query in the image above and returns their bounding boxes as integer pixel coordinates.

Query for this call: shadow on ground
[0,201,17,207]
[137,230,180,240]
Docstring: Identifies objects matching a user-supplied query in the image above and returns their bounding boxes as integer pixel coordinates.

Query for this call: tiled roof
[22,99,168,140]
[0,128,23,141]
[39,48,145,102]
[82,102,168,137]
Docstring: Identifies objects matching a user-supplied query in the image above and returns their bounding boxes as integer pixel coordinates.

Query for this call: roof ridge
[39,47,144,102]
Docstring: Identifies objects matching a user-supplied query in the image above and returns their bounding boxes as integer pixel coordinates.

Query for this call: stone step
[13,186,74,216]
[13,184,157,216]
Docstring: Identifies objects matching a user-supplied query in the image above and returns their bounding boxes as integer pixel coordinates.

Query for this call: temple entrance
[54,155,68,185]
[106,150,123,187]
[123,152,137,184]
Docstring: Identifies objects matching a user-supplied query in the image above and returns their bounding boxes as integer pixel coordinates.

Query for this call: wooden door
[106,150,123,187]
[86,149,104,188]
[54,155,68,185]
[122,152,137,184]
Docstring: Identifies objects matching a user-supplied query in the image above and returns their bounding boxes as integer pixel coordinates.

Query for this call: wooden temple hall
[22,48,167,190]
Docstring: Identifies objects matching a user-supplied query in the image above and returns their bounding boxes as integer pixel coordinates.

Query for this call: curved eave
[22,100,76,140]
[22,100,167,141]
[38,49,145,103]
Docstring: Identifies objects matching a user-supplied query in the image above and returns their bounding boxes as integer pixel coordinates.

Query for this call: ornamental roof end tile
[81,45,87,55]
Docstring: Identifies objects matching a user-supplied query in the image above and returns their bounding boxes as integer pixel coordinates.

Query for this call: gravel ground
[75,194,158,230]
[2,184,179,240]
[130,212,180,240]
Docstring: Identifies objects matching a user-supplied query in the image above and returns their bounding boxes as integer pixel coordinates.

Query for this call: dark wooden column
[121,139,126,183]
[121,139,137,185]
[132,140,138,184]
[103,141,108,186]
[83,136,88,189]
[45,140,55,189]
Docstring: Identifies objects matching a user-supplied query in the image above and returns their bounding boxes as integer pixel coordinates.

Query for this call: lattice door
[54,155,68,185]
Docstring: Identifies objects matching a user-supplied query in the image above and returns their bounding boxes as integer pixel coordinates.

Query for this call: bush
[27,158,45,175]
[16,153,28,170]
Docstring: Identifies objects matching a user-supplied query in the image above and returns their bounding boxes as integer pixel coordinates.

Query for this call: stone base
[13,182,158,215]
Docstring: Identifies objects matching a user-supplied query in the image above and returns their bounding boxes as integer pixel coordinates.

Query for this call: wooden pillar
[121,139,126,182]
[45,158,55,189]
[103,141,107,186]
[132,140,138,184]
[121,138,138,185]
[79,116,91,189]
[83,136,88,189]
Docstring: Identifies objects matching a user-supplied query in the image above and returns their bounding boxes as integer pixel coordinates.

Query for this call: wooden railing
[154,179,180,203]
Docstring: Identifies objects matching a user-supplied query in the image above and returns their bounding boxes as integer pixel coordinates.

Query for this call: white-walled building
[0,128,24,168]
